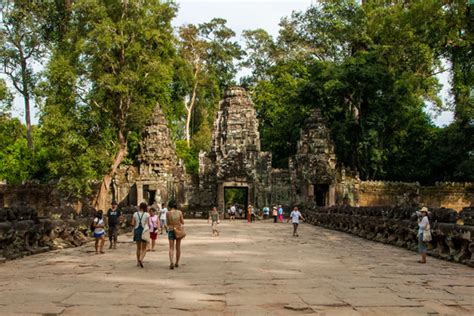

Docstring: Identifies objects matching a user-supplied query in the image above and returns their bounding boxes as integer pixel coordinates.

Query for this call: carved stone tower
[136,105,185,206]
[290,108,337,206]
[199,87,272,212]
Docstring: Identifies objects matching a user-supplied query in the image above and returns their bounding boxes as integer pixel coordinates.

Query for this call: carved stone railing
[302,206,474,267]
[0,206,92,260]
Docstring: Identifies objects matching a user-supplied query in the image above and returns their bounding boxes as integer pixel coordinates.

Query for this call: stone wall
[270,169,292,208]
[0,184,62,215]
[0,204,144,261]
[303,205,474,266]
[355,181,473,211]
[0,206,93,260]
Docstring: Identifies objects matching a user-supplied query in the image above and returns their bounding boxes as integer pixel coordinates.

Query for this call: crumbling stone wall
[270,169,291,208]
[303,205,474,266]
[353,181,473,211]
[0,184,62,215]
[0,206,91,260]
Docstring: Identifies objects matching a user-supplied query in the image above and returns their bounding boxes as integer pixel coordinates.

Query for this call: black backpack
[90,218,96,232]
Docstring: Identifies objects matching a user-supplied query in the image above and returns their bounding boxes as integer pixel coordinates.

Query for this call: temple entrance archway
[217,181,254,216]
[224,186,248,219]
[315,184,329,206]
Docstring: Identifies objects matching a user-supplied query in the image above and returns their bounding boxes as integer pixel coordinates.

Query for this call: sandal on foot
[174,263,179,268]
[169,263,174,270]
[417,260,426,264]
[139,260,144,268]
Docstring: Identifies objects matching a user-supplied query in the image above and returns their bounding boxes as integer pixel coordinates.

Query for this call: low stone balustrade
[303,206,474,266]
[0,206,90,260]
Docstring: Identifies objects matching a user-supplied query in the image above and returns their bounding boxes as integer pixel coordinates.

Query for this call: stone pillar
[136,183,143,205]
[217,182,225,212]
[329,184,336,206]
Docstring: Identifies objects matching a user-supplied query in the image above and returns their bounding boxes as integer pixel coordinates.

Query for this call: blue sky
[8,0,453,126]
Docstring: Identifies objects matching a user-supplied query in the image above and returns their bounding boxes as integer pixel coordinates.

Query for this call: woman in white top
[131,202,150,268]
[417,207,430,264]
[159,203,168,234]
[93,210,106,254]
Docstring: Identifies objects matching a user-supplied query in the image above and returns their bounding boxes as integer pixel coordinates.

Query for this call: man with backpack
[106,201,123,249]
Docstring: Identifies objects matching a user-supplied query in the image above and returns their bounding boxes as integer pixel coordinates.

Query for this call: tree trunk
[93,129,127,211]
[185,78,199,145]
[20,59,33,150]
[24,93,33,150]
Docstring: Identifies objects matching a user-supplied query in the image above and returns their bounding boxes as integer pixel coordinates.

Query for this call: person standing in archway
[229,204,236,222]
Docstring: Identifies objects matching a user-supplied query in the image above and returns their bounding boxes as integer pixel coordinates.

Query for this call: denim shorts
[168,230,176,241]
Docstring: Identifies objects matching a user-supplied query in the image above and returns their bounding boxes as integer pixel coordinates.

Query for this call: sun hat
[420,207,429,213]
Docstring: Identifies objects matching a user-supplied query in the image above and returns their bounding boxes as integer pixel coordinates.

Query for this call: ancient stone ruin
[114,105,189,208]
[1,86,473,263]
[303,205,474,267]
[199,87,272,212]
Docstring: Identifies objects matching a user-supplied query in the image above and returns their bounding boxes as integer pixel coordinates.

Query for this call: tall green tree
[0,0,48,149]
[242,0,456,181]
[39,0,177,206]
[0,78,13,112]
[177,18,242,146]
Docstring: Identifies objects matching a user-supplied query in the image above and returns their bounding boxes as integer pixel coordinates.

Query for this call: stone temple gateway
[104,86,472,213]
[198,87,272,212]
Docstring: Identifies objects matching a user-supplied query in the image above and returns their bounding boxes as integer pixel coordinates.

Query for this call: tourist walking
[147,207,160,251]
[106,201,123,249]
[229,204,236,222]
[131,202,150,268]
[278,205,284,222]
[208,206,220,236]
[93,210,106,254]
[166,200,185,270]
[288,206,305,237]
[159,203,168,234]
[417,207,431,264]
[263,206,270,220]
[272,206,278,223]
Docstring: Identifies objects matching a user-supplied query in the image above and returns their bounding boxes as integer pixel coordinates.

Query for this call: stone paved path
[1,220,473,315]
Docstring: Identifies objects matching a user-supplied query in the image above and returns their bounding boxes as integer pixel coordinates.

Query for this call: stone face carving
[290,108,338,206]
[199,87,271,211]
[212,87,262,181]
[138,105,180,180]
[115,104,188,207]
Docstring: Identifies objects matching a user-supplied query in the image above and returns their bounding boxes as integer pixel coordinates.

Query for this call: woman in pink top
[148,207,160,251]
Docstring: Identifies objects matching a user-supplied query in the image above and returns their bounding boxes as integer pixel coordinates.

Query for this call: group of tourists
[91,200,184,269]
[93,200,432,268]
[91,201,123,254]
